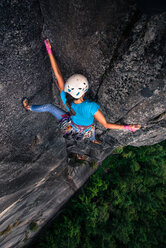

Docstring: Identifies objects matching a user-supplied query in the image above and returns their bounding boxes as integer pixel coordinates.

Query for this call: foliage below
[35,140,166,248]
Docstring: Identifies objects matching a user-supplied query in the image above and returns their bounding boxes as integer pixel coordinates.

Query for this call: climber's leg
[89,126,95,141]
[22,98,67,121]
[30,104,68,121]
[90,126,101,144]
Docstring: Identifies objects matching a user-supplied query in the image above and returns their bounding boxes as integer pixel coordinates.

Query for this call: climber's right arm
[94,110,125,129]
[44,39,64,93]
[94,110,141,131]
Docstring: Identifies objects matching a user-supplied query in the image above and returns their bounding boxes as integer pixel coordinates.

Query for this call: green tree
[36,140,166,248]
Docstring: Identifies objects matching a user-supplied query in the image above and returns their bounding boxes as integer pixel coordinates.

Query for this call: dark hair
[66,93,76,116]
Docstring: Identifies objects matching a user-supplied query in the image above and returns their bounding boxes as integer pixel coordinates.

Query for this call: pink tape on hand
[44,39,52,54]
[124,125,137,132]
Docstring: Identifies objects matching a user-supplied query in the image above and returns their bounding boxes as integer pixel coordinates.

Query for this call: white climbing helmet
[64,74,89,99]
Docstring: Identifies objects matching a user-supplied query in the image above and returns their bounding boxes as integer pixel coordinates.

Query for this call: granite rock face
[0,0,166,247]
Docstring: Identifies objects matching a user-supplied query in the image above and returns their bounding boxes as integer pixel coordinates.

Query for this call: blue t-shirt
[60,90,100,126]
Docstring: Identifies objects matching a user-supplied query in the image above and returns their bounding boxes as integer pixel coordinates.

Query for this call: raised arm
[94,110,141,132]
[44,39,64,93]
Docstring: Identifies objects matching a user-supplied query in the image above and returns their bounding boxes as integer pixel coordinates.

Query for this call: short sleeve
[90,102,100,116]
[60,90,70,111]
[60,90,67,104]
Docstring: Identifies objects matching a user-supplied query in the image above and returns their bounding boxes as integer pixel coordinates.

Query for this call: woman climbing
[22,39,141,144]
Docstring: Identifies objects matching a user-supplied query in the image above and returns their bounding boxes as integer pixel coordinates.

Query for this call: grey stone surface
[0,0,166,247]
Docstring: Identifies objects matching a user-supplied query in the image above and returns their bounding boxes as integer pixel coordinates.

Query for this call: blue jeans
[30,104,95,141]
[30,104,67,121]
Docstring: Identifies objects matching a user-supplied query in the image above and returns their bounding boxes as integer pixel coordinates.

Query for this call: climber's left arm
[44,39,64,93]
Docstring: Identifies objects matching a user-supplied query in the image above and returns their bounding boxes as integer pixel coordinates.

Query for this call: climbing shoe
[21,97,30,110]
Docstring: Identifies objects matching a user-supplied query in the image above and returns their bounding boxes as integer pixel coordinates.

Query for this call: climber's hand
[44,39,52,54]
[124,125,141,132]
[45,39,51,48]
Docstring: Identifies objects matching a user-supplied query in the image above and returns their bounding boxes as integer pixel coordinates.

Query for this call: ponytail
[66,93,76,116]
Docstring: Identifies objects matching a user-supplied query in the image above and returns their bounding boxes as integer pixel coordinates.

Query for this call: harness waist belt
[71,120,93,130]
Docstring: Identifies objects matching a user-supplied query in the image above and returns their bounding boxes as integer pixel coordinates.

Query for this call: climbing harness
[58,115,95,141]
